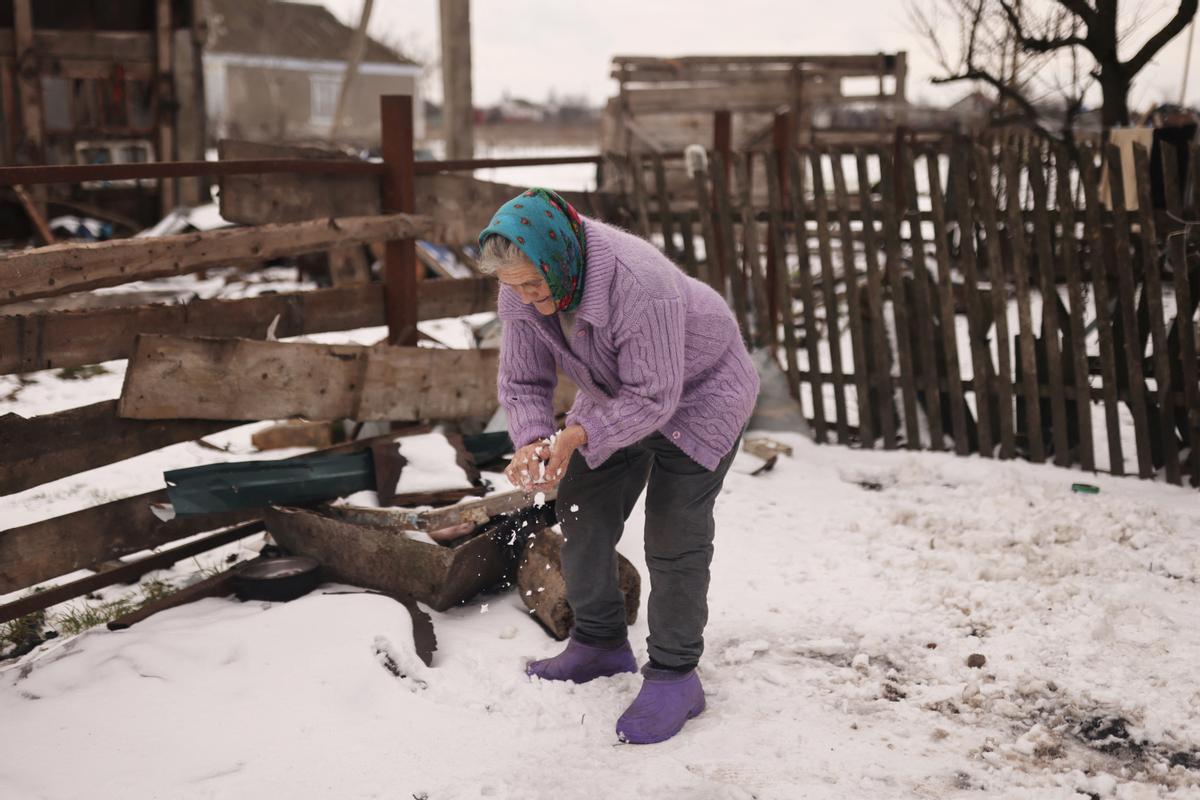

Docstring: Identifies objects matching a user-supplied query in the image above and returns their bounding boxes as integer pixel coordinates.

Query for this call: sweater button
[671,431,681,440]
[576,329,585,337]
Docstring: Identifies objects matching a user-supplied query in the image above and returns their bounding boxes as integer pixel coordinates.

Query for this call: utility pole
[331,0,374,141]
[439,0,474,160]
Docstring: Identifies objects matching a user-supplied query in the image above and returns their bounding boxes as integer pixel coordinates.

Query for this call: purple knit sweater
[497,217,759,470]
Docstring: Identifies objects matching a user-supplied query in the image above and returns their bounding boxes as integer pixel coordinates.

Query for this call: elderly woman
[478,188,758,744]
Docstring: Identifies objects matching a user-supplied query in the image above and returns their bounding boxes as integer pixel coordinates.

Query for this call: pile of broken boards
[118,332,640,644]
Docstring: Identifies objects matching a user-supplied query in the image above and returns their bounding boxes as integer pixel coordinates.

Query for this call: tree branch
[932,67,1058,142]
[1000,0,1090,53]
[1124,0,1198,77]
[1054,0,1098,28]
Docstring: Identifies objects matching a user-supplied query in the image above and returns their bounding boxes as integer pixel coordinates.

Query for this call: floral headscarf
[479,188,587,312]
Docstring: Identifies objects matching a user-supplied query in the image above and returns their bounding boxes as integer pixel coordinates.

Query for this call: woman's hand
[540,425,587,489]
[505,440,551,491]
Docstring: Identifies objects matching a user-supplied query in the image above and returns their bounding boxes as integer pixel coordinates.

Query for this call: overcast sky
[303,0,1200,112]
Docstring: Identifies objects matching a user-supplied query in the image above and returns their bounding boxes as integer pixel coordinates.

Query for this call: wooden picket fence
[618,132,1200,489]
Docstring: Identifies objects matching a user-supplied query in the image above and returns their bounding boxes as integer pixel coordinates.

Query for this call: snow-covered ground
[2,420,1198,798]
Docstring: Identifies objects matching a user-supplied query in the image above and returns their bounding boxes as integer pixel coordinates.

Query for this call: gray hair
[478,234,526,275]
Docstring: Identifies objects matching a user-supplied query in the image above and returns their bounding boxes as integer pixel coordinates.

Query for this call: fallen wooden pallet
[117,334,500,422]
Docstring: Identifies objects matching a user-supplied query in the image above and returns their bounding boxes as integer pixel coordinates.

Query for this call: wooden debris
[251,420,341,451]
[117,334,500,422]
[517,527,640,640]
[0,213,439,306]
[106,568,239,630]
[264,504,544,612]
[743,436,793,460]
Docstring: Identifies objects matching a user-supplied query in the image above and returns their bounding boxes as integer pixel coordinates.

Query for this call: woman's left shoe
[615,665,706,744]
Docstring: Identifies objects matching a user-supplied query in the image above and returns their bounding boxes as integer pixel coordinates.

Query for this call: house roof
[206,0,416,65]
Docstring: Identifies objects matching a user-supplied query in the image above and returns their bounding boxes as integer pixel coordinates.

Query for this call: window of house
[310,75,341,125]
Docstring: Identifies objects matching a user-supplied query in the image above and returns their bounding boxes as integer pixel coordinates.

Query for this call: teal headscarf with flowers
[479,188,587,312]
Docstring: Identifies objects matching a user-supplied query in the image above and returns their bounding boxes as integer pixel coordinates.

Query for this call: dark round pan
[234,556,321,602]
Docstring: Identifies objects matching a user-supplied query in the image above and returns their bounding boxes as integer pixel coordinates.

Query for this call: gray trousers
[555,431,739,669]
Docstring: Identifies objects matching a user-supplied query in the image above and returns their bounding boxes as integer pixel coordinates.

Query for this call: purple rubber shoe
[615,665,706,744]
[525,636,638,683]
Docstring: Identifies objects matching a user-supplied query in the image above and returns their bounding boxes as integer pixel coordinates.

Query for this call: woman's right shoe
[525,636,638,683]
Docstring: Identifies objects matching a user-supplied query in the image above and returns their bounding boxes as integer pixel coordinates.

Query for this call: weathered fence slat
[0,401,234,497]
[1105,143,1154,479]
[688,153,720,290]
[923,146,970,455]
[712,151,750,339]
[808,148,850,443]
[679,209,699,278]
[1176,146,1200,486]
[1054,144,1095,472]
[854,148,897,449]
[0,213,437,306]
[879,148,921,449]
[973,145,1015,459]
[0,277,497,377]
[1025,148,1071,467]
[629,152,653,239]
[829,148,873,446]
[1132,142,1180,484]
[1078,146,1125,475]
[765,152,801,399]
[787,149,829,441]
[1002,149,1046,462]
[900,144,945,451]
[651,152,678,261]
[950,142,994,457]
[735,153,771,350]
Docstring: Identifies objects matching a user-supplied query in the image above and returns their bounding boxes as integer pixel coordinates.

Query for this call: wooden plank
[878,148,921,449]
[923,147,970,455]
[808,148,850,443]
[1054,145,1095,472]
[629,153,653,239]
[0,278,496,377]
[1171,148,1200,491]
[787,149,828,440]
[900,144,945,450]
[0,490,257,596]
[766,152,801,399]
[950,142,994,457]
[218,139,382,224]
[0,30,155,62]
[735,153,771,349]
[106,568,237,630]
[651,152,678,261]
[12,0,42,163]
[118,335,500,422]
[621,76,840,114]
[0,214,438,306]
[1104,142,1154,479]
[1131,142,1180,484]
[687,152,720,290]
[855,148,896,449]
[679,209,699,278]
[972,145,1016,459]
[0,522,264,625]
[1025,148,1071,466]
[155,0,176,212]
[1001,150,1045,462]
[1077,146,1125,475]
[711,151,750,340]
[0,401,233,498]
[1179,147,1200,486]
[829,148,873,446]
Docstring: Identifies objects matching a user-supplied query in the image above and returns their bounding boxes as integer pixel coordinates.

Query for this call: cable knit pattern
[497,217,759,470]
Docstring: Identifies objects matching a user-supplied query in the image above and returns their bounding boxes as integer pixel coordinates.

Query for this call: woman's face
[497,258,557,316]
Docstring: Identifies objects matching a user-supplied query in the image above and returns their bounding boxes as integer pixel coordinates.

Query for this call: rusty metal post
[381,95,418,346]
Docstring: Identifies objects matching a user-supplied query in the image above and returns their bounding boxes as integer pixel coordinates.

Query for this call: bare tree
[909,0,1198,136]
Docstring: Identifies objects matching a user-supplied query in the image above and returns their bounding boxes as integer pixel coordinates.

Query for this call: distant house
[491,95,545,123]
[204,0,422,145]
